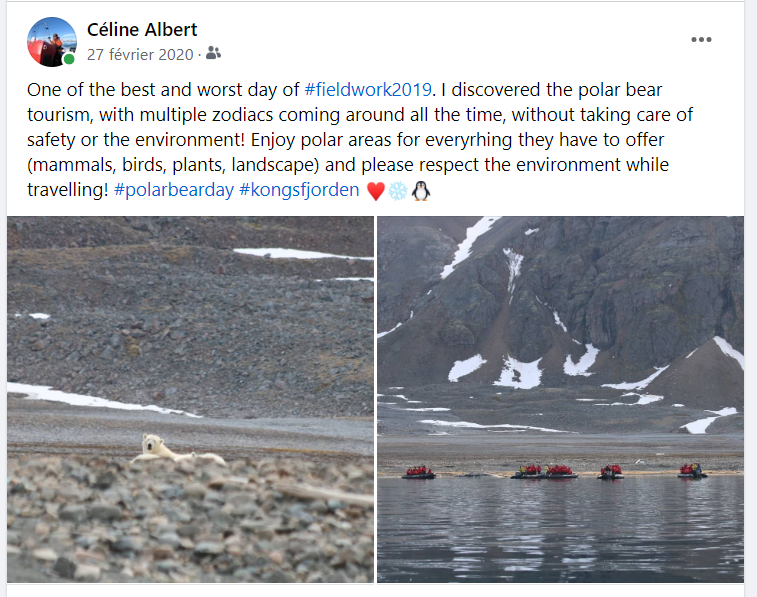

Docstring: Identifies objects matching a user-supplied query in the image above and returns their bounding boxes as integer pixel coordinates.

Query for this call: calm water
[378,476,743,582]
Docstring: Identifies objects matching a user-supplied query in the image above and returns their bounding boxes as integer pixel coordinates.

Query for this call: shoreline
[378,469,744,477]
[378,432,744,476]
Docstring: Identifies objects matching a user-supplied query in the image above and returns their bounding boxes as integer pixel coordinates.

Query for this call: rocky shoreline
[378,432,744,476]
[7,456,374,583]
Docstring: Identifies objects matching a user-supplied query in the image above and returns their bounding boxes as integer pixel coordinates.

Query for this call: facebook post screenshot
[3,0,747,593]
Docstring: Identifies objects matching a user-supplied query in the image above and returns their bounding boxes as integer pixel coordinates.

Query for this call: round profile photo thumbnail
[28,17,76,67]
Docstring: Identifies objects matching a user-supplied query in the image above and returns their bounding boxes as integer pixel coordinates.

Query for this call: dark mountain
[377,217,743,434]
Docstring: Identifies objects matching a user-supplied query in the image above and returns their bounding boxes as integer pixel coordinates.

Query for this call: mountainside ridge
[377,216,743,434]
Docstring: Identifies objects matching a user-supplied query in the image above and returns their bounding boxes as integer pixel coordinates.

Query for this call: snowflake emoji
[388,182,408,201]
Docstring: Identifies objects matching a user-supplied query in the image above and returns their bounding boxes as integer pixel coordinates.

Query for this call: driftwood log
[273,483,374,508]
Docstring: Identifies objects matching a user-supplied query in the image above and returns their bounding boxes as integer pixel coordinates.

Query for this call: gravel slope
[8,217,374,418]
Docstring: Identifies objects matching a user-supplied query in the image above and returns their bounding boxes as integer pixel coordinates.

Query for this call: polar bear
[130,434,227,466]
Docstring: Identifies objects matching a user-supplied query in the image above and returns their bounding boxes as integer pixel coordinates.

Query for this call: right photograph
[376,216,744,583]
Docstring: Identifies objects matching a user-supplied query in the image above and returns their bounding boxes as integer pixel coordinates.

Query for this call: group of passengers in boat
[406,465,433,476]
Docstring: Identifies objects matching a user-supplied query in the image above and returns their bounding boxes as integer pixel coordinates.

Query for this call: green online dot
[63,54,74,65]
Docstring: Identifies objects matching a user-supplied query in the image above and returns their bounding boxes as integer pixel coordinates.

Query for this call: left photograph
[7,216,375,583]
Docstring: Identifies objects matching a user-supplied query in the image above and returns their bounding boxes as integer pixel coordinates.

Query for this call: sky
[27,17,77,47]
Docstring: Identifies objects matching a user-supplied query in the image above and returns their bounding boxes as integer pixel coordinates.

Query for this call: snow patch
[377,311,413,339]
[440,216,502,279]
[601,365,669,390]
[502,249,524,304]
[449,354,487,382]
[681,417,720,434]
[576,398,605,402]
[488,430,527,433]
[7,382,201,418]
[234,248,373,260]
[419,419,576,434]
[673,404,684,407]
[620,392,664,405]
[389,387,404,390]
[427,432,449,436]
[494,355,542,389]
[29,313,50,320]
[553,311,568,333]
[316,277,374,282]
[706,407,738,416]
[402,408,450,412]
[377,322,402,339]
[680,407,738,434]
[686,348,698,359]
[713,336,744,370]
[563,344,599,377]
[525,228,539,236]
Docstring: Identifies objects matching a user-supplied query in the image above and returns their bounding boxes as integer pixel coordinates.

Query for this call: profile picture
[27,17,76,67]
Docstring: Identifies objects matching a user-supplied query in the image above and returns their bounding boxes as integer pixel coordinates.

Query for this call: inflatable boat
[511,471,546,479]
[402,473,436,479]
[598,465,624,480]
[546,465,578,479]
[598,472,624,480]
[678,463,707,478]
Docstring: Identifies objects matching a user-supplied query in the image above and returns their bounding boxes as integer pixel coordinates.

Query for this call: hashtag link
[305,83,315,96]
[114,183,124,196]
[239,183,250,196]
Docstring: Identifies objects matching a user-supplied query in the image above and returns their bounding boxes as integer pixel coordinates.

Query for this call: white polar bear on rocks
[130,434,227,466]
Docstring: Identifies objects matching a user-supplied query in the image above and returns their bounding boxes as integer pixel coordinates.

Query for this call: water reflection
[378,476,743,582]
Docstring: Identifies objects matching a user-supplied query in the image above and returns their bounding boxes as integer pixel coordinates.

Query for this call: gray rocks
[194,541,224,556]
[110,537,141,553]
[183,483,207,499]
[177,524,201,538]
[54,557,76,578]
[8,455,374,583]
[156,533,180,549]
[32,548,58,562]
[90,504,122,521]
[8,216,374,419]
[93,471,116,490]
[74,564,101,582]
[58,504,87,523]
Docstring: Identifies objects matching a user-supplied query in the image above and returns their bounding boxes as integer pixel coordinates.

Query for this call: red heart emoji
[367,182,385,201]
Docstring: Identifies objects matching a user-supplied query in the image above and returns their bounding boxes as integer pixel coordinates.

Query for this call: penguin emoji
[412,181,430,201]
